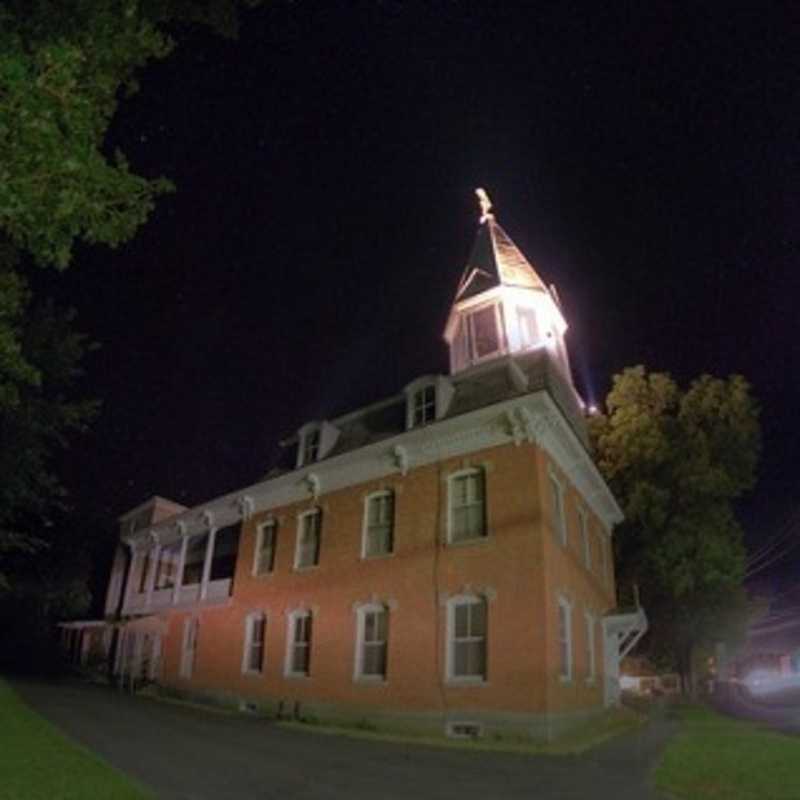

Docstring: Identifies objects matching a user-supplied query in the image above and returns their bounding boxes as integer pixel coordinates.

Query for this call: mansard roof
[454,217,550,304]
[268,347,587,477]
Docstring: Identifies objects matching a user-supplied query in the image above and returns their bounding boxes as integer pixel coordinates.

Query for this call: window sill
[284,672,311,680]
[242,669,263,678]
[353,675,387,685]
[447,535,491,549]
[293,565,319,573]
[558,675,573,685]
[252,570,275,580]
[585,678,596,687]
[361,551,395,562]
[445,677,488,687]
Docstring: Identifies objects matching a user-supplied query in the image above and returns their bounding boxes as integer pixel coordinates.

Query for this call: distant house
[62,193,646,740]
[619,656,681,696]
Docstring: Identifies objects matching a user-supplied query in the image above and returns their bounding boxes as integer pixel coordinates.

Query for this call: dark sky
[43,3,798,587]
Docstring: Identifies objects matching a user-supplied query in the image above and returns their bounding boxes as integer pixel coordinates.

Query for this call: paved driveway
[14,681,673,800]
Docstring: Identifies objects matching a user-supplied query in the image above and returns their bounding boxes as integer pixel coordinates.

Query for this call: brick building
[64,193,646,739]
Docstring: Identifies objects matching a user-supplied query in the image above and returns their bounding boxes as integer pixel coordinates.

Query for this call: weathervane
[475,187,494,223]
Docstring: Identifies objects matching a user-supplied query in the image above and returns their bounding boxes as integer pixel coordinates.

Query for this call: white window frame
[242,612,266,675]
[253,519,278,576]
[361,491,395,559]
[284,609,312,678]
[445,594,488,684]
[557,596,573,682]
[584,610,596,685]
[180,617,198,679]
[549,468,567,547]
[353,603,389,682]
[294,509,321,570]
[448,467,487,544]
[298,426,320,467]
[411,384,437,428]
[578,505,591,569]
[466,301,504,362]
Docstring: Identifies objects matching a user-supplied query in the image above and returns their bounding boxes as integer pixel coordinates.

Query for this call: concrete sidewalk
[13,680,675,800]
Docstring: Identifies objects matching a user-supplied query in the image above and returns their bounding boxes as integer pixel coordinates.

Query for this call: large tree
[589,366,761,689]
[0,1,257,593]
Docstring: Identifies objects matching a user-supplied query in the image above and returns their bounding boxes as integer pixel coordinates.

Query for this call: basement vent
[446,721,483,739]
[239,701,258,714]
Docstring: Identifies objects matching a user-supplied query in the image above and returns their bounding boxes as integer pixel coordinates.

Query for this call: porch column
[200,527,217,600]
[122,548,139,615]
[172,533,189,605]
[145,542,161,609]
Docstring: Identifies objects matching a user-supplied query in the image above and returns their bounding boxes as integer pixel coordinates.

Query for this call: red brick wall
[158,441,615,719]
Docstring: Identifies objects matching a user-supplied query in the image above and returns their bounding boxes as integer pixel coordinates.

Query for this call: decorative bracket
[392,445,409,476]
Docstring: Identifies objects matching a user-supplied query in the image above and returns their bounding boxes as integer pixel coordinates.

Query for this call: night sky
[39,3,798,590]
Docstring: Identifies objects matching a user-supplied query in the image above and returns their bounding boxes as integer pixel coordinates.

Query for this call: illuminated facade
[63,193,646,740]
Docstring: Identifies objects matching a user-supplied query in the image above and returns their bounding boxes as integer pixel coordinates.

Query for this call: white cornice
[124,388,621,548]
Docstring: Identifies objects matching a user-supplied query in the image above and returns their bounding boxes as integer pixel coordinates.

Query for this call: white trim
[241,611,266,675]
[353,602,389,682]
[294,508,321,570]
[445,594,488,684]
[584,610,596,685]
[284,608,312,678]
[123,386,622,552]
[253,518,278,576]
[361,490,395,559]
[557,595,573,682]
[447,467,487,544]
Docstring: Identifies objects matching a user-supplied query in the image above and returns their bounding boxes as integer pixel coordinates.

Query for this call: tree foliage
[0,0,258,598]
[590,366,761,684]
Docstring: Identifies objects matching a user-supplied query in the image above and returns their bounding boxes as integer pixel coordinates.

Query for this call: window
[584,612,596,683]
[242,613,266,674]
[286,610,312,676]
[180,618,199,679]
[448,596,487,681]
[578,506,591,569]
[517,305,540,349]
[182,533,208,585]
[363,492,394,557]
[355,605,389,680]
[210,523,240,581]
[254,520,277,575]
[469,304,501,359]
[557,597,573,681]
[412,385,436,427]
[137,549,151,593]
[302,428,320,465]
[449,469,486,543]
[549,470,566,546]
[155,541,181,590]
[295,510,321,569]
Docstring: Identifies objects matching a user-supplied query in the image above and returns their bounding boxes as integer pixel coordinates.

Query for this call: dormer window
[412,385,436,427]
[404,376,454,431]
[302,428,320,465]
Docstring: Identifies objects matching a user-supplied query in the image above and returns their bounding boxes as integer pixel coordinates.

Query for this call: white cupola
[444,189,574,386]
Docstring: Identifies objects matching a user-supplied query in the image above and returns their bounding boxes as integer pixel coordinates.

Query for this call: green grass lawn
[0,678,153,800]
[656,704,800,800]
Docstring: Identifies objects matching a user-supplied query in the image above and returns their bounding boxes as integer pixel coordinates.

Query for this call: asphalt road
[14,680,674,800]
